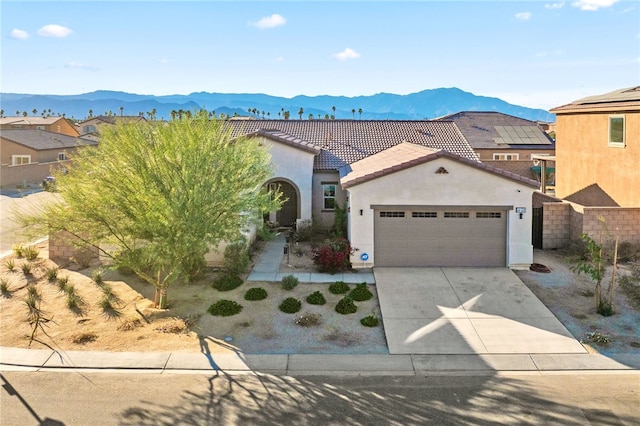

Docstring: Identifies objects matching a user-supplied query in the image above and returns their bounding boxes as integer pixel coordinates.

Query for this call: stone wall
[542,201,571,249]
[49,231,99,266]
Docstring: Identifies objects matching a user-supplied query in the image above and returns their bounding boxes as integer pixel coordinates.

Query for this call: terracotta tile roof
[550,86,640,113]
[1,129,97,150]
[340,142,540,189]
[0,116,68,126]
[434,111,553,149]
[225,120,478,171]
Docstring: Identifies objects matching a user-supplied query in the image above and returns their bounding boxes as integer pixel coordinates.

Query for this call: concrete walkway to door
[374,268,587,355]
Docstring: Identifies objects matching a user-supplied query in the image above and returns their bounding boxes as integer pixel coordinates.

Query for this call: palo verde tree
[21,112,282,308]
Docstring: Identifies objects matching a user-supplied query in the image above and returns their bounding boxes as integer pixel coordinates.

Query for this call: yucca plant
[21,262,33,276]
[4,259,16,272]
[46,267,59,282]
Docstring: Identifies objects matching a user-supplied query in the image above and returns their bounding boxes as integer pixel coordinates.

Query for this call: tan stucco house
[540,86,640,247]
[78,115,147,136]
[228,120,539,269]
[0,116,79,137]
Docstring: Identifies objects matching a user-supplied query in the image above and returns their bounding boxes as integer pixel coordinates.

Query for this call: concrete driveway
[374,268,587,355]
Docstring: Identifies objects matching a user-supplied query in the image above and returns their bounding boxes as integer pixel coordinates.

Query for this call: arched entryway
[267,179,299,227]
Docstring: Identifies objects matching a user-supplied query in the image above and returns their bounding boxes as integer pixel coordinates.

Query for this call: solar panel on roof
[494,126,551,145]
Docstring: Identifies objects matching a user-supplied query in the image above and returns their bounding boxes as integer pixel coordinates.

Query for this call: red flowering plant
[311,237,357,274]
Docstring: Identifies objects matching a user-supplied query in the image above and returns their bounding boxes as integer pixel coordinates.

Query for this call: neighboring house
[539,86,640,248]
[0,129,97,187]
[435,111,555,181]
[78,115,147,136]
[0,116,79,137]
[228,120,539,269]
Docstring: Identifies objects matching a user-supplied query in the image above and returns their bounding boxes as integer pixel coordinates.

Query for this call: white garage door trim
[373,205,511,267]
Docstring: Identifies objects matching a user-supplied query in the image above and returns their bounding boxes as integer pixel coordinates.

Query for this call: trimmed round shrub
[213,274,243,291]
[360,314,379,327]
[244,287,268,301]
[329,281,350,294]
[279,297,302,314]
[306,290,326,305]
[349,282,373,301]
[207,300,243,316]
[281,274,299,290]
[335,296,357,315]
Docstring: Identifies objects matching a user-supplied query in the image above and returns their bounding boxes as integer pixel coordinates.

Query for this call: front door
[275,181,298,227]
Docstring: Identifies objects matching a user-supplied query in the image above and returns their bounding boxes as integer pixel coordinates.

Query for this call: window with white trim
[608,115,625,147]
[493,153,519,160]
[58,152,67,161]
[11,155,31,166]
[322,183,337,210]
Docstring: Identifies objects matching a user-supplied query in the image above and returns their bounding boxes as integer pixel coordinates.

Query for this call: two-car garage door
[374,207,508,267]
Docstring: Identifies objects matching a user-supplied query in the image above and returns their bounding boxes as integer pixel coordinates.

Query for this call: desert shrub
[0,278,10,295]
[329,281,350,294]
[293,220,314,242]
[295,312,322,327]
[27,285,41,301]
[213,274,244,291]
[617,241,640,263]
[23,246,40,261]
[306,290,326,305]
[92,268,105,285]
[311,237,354,274]
[100,282,113,296]
[12,244,24,257]
[335,296,357,315]
[256,224,277,241]
[4,259,16,272]
[67,290,83,310]
[99,295,114,310]
[56,276,69,291]
[281,274,299,290]
[46,267,59,282]
[244,287,268,301]
[71,332,97,344]
[207,300,243,316]
[279,297,302,314]
[21,262,33,276]
[360,314,379,327]
[583,330,610,345]
[349,282,373,301]
[71,254,92,270]
[224,238,250,275]
[118,317,143,331]
[154,317,194,334]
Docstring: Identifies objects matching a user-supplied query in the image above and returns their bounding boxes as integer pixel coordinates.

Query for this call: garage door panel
[375,208,506,267]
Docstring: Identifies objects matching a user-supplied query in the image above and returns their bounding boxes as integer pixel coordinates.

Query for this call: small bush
[311,237,354,274]
[616,241,640,263]
[71,332,97,344]
[207,300,243,316]
[67,291,83,310]
[0,278,10,295]
[154,317,193,334]
[46,267,59,282]
[117,317,143,331]
[244,287,268,301]
[329,281,350,294]
[295,312,322,327]
[349,282,373,301]
[56,276,69,291]
[306,290,326,305]
[99,295,114,310]
[279,297,302,314]
[4,259,16,272]
[293,220,314,242]
[281,274,299,290]
[27,285,41,301]
[256,225,277,241]
[12,244,24,257]
[23,246,40,261]
[583,331,610,345]
[335,296,357,315]
[92,268,105,284]
[360,314,379,327]
[213,274,244,291]
[224,238,250,275]
[21,262,33,276]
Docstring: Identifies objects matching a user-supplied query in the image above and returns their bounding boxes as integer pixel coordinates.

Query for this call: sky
[1,0,639,110]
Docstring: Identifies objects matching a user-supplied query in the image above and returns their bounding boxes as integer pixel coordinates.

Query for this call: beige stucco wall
[554,111,640,206]
[345,157,535,270]
[312,171,347,230]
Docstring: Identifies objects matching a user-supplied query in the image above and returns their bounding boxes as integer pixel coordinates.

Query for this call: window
[58,152,67,161]
[83,125,96,134]
[493,153,519,160]
[412,211,437,218]
[609,115,625,147]
[322,183,336,210]
[11,155,31,166]
[36,125,45,130]
[444,212,469,218]
[379,211,405,218]
[476,212,502,219]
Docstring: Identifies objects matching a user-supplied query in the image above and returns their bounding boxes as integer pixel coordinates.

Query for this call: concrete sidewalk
[1,346,638,376]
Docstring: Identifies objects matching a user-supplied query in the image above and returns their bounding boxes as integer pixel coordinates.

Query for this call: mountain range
[0,87,555,122]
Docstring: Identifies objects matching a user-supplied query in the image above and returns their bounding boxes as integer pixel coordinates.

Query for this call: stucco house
[435,111,555,181]
[227,120,539,269]
[539,86,640,248]
[0,129,97,187]
[78,115,147,136]
[0,116,79,137]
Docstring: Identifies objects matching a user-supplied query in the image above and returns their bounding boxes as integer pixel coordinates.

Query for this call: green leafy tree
[358,108,363,119]
[20,113,281,308]
[572,231,609,315]
[298,107,304,119]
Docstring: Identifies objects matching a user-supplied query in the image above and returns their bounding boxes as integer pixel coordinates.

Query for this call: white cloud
[38,24,73,38]
[333,48,360,61]
[544,2,565,9]
[272,56,284,63]
[10,28,29,39]
[65,62,97,71]
[515,12,532,20]
[160,57,169,64]
[249,14,286,29]
[571,0,619,11]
